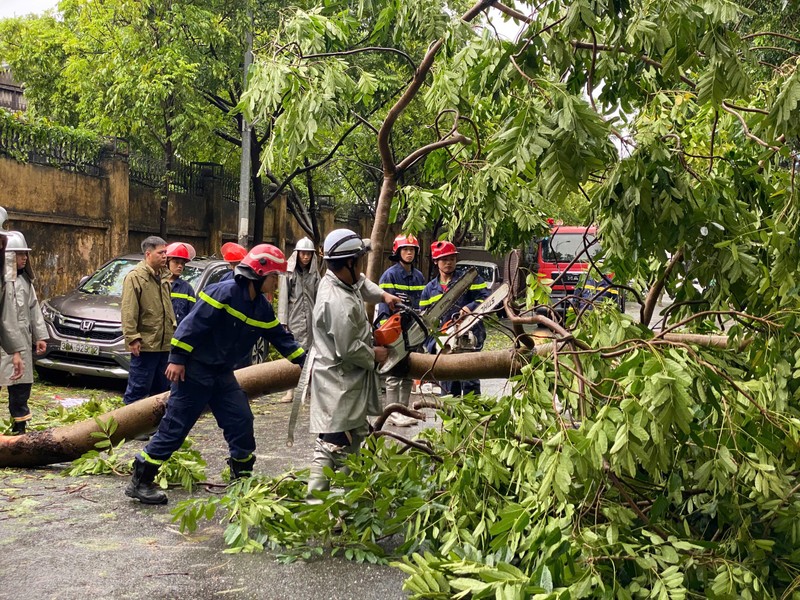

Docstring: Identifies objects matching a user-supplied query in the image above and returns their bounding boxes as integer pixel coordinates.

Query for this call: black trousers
[7,383,32,421]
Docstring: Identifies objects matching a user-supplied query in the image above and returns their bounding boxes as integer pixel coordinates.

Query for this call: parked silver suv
[36,254,234,380]
[454,260,502,293]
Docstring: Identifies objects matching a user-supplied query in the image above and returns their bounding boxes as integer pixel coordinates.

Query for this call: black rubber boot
[11,421,26,435]
[228,456,256,480]
[125,459,168,505]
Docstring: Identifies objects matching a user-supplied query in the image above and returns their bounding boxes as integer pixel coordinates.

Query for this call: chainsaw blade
[419,268,478,329]
[442,282,510,353]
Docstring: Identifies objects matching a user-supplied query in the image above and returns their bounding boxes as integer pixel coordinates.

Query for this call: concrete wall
[0,153,314,300]
[0,151,458,300]
[0,159,117,300]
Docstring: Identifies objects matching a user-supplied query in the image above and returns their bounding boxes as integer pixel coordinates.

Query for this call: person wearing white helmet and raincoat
[0,209,26,388]
[277,237,320,403]
[306,228,401,501]
[0,231,46,434]
[0,211,26,391]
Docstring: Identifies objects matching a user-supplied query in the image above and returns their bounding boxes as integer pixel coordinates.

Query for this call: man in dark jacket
[125,244,306,505]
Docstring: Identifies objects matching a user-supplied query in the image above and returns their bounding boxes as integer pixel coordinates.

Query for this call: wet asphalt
[0,394,412,600]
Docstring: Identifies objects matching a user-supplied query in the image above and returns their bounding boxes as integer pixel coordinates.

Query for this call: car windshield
[79,259,139,295]
[181,264,206,290]
[542,232,601,264]
[455,263,496,284]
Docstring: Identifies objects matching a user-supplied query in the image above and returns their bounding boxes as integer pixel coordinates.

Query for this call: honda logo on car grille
[79,320,95,332]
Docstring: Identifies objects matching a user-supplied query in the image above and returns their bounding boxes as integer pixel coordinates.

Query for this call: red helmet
[165,242,196,261]
[431,240,458,260]
[236,244,287,280]
[221,242,248,263]
[392,234,420,254]
[389,234,420,261]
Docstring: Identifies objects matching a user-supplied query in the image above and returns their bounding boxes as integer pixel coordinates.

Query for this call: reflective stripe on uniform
[470,283,487,291]
[230,453,254,463]
[171,337,194,352]
[419,294,441,307]
[584,285,618,295]
[284,347,305,361]
[199,291,281,329]
[171,292,196,302]
[380,283,426,291]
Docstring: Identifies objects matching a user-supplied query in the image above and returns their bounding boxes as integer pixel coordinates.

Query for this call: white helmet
[0,207,7,230]
[4,231,31,252]
[323,229,371,260]
[295,237,315,252]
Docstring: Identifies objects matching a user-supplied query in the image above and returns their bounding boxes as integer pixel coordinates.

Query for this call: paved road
[0,391,408,600]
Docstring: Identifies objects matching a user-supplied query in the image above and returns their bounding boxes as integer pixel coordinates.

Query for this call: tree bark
[0,351,526,468]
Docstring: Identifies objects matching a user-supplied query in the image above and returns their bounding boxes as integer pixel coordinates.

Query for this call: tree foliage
[171,0,800,597]
[5,0,800,596]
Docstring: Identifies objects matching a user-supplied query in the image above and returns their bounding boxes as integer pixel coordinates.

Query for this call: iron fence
[0,111,105,176]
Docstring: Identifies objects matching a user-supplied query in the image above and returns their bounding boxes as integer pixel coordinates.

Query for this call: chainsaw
[373,267,478,375]
[438,282,509,354]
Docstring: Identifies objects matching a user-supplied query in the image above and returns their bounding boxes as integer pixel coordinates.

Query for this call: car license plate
[60,340,100,356]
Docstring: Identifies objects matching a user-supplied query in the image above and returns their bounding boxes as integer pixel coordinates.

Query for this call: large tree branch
[494,5,697,89]
[377,0,496,174]
[214,129,242,147]
[570,41,696,88]
[493,1,530,22]
[741,31,800,45]
[368,0,497,284]
[264,121,362,206]
[641,248,684,326]
[377,40,445,175]
[396,133,471,173]
[302,46,417,73]
[721,101,782,151]
[201,90,235,113]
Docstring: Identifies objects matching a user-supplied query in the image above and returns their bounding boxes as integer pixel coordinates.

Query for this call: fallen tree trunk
[0,334,742,468]
[0,360,304,468]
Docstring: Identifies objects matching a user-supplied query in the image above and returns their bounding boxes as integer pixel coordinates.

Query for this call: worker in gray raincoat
[306,229,401,501]
[277,237,320,403]
[0,231,47,434]
[0,217,26,389]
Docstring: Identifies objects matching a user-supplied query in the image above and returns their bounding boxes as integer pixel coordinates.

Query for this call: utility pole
[237,7,253,247]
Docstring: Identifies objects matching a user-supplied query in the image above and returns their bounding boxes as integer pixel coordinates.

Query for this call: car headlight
[40,301,59,322]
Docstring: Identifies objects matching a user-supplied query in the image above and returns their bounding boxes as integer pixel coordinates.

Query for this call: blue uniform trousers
[123,351,170,405]
[142,360,255,462]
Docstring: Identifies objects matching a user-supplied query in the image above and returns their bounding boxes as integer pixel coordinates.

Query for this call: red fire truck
[530,223,624,313]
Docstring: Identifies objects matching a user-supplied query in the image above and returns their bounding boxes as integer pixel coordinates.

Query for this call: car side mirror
[79,275,90,286]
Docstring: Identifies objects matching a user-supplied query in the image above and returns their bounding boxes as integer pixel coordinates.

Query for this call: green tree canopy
[179,1,800,597]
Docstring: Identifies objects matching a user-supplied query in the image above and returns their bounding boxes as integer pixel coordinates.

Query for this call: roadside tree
[4,0,800,597]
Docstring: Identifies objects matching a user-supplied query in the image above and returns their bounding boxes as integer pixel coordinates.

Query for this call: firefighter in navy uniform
[125,244,306,505]
[219,242,248,282]
[420,240,490,397]
[165,242,197,325]
[375,234,426,426]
